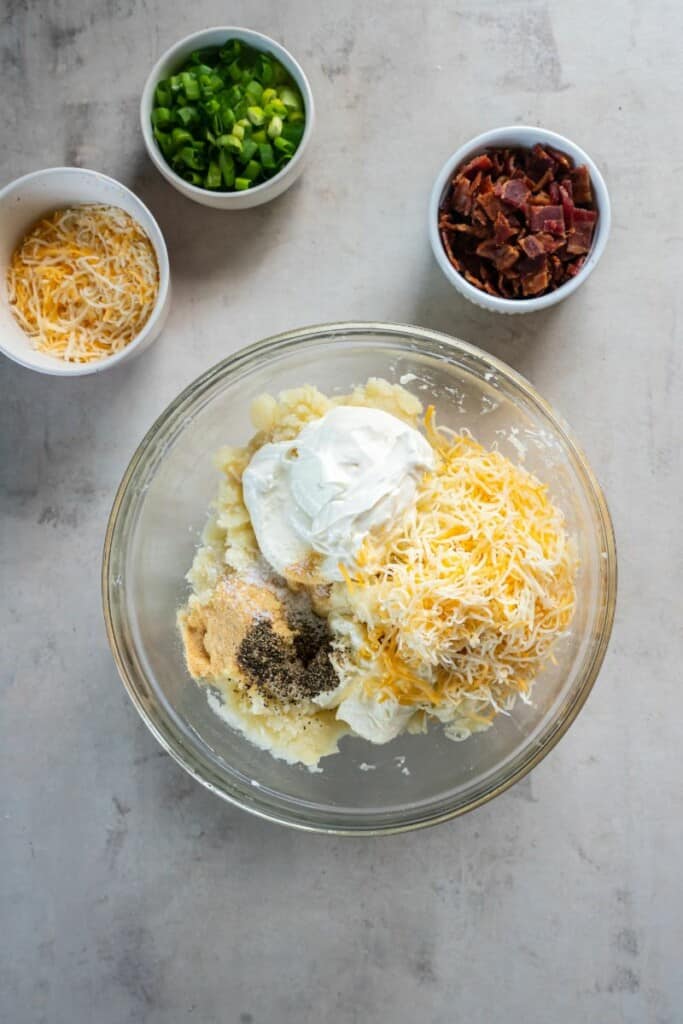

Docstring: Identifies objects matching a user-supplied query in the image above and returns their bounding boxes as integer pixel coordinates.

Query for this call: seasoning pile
[438,143,598,299]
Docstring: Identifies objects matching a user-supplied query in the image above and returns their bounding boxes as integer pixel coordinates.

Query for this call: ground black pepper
[237,612,338,704]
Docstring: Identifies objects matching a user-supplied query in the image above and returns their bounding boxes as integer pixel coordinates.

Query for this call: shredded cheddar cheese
[6,204,159,363]
[336,409,577,724]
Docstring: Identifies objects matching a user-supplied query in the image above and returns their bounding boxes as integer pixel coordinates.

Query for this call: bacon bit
[529,205,565,234]
[475,240,520,271]
[571,164,593,204]
[566,256,586,277]
[519,234,545,260]
[495,178,530,209]
[460,153,494,178]
[438,144,599,299]
[494,211,518,244]
[566,221,594,254]
[477,191,504,222]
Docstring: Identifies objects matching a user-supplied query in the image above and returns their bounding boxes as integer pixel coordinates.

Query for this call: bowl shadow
[409,256,564,383]
[126,152,308,288]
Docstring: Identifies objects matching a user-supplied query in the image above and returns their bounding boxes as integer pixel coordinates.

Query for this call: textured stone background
[1,2,681,1022]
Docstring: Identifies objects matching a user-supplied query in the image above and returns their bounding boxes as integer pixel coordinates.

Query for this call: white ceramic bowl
[140,27,315,210]
[429,126,611,315]
[0,167,170,376]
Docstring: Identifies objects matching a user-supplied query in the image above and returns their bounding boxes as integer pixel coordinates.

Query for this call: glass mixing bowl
[102,323,616,834]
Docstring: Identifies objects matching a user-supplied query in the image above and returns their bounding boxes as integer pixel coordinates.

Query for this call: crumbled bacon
[438,143,599,300]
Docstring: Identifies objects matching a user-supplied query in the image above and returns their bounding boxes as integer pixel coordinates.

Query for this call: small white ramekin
[140,27,315,210]
[0,167,170,376]
[428,126,611,315]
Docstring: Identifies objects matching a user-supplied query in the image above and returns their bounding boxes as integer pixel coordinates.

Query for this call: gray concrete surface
[1,1,682,1022]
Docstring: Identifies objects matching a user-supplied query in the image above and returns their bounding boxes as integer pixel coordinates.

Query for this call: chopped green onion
[180,72,200,100]
[243,159,261,181]
[247,106,264,126]
[259,142,276,169]
[151,39,305,192]
[176,146,206,170]
[155,81,172,107]
[176,106,198,126]
[267,115,283,139]
[278,86,302,111]
[217,133,243,154]
[245,80,263,104]
[219,150,235,186]
[151,107,173,128]
[239,138,258,163]
[205,161,222,189]
[171,127,194,150]
[273,136,294,155]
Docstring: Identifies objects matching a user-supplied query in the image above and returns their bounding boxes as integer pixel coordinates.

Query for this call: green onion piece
[261,87,277,105]
[245,80,263,104]
[233,99,248,120]
[258,56,274,85]
[251,129,267,144]
[267,115,283,139]
[176,146,206,170]
[183,170,203,185]
[205,161,222,189]
[243,160,261,181]
[278,85,302,111]
[153,129,173,158]
[288,110,305,124]
[176,106,198,126]
[268,98,287,116]
[219,150,235,186]
[237,117,251,128]
[218,133,242,154]
[180,72,200,100]
[170,74,183,92]
[282,121,304,144]
[228,59,242,82]
[171,127,194,150]
[155,81,172,106]
[204,97,220,116]
[247,106,264,126]
[151,107,173,128]
[221,106,236,128]
[273,136,294,155]
[232,123,245,141]
[234,177,251,190]
[219,40,240,62]
[259,142,276,169]
[239,138,258,163]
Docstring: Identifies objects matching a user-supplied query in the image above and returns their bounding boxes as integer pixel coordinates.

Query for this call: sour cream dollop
[242,406,435,581]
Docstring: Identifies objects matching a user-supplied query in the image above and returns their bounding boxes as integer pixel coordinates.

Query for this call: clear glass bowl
[102,323,616,834]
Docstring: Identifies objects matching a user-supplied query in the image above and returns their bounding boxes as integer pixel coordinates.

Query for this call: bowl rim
[102,320,618,835]
[428,125,612,313]
[0,166,170,376]
[140,26,315,204]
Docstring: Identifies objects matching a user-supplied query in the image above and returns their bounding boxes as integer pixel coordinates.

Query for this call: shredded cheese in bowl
[6,204,159,364]
[330,407,577,733]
